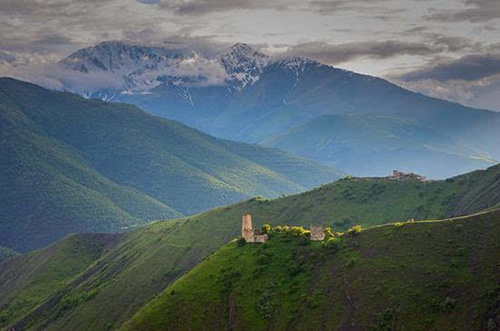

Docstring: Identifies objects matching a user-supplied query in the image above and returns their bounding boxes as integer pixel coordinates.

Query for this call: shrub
[290,226,308,237]
[324,227,334,238]
[322,237,342,251]
[347,225,362,236]
[346,257,358,268]
[297,235,311,246]
[439,297,457,313]
[262,224,271,234]
[256,285,275,319]
[376,307,395,331]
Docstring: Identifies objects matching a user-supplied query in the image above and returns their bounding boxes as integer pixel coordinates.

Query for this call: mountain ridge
[54,41,500,178]
[0,77,340,252]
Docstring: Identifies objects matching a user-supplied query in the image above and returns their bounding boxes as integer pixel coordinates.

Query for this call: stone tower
[241,214,268,243]
[242,214,253,242]
[310,225,325,241]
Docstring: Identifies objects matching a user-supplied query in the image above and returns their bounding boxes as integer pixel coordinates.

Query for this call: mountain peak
[221,43,269,90]
[229,42,258,54]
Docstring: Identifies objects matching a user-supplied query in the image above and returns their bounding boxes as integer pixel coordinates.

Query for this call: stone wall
[310,225,325,241]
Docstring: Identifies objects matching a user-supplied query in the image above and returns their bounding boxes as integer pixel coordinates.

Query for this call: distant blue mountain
[60,42,500,178]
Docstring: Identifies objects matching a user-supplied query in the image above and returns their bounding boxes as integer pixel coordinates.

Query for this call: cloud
[310,0,390,14]
[0,61,125,92]
[33,34,74,47]
[153,54,229,87]
[0,0,106,17]
[0,51,17,64]
[426,0,500,23]
[136,0,160,4]
[158,0,287,16]
[390,53,500,111]
[394,74,500,111]
[397,54,500,82]
[273,37,474,65]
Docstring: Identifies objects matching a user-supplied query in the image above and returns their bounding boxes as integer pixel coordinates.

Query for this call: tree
[262,224,271,234]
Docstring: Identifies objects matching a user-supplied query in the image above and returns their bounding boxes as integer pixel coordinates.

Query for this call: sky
[1,0,499,110]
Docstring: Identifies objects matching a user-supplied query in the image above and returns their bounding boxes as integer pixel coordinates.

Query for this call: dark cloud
[0,0,105,17]
[158,0,285,16]
[398,54,500,82]
[278,36,476,65]
[426,0,500,23]
[136,0,160,4]
[310,0,401,16]
[33,34,74,47]
[405,26,428,34]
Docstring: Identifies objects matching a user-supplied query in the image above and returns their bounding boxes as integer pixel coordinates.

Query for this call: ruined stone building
[241,214,326,243]
[391,170,429,182]
[241,214,268,243]
[310,225,325,241]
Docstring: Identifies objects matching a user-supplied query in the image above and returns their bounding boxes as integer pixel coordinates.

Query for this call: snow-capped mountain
[59,41,186,73]
[220,43,269,91]
[58,41,273,94]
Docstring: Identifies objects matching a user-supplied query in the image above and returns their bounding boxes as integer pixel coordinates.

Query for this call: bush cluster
[322,237,342,251]
[347,225,362,236]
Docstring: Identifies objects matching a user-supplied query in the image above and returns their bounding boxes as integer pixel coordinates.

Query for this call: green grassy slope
[0,105,180,251]
[2,164,499,330]
[0,77,339,252]
[125,209,500,331]
[0,233,123,327]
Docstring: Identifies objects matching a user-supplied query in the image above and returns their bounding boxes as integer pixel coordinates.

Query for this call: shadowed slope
[0,77,340,252]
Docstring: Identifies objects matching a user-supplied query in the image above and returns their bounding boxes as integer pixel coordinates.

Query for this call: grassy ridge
[0,233,123,327]
[125,209,500,330]
[2,165,499,330]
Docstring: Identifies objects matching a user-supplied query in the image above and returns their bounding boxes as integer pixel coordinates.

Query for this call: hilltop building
[242,214,268,243]
[310,225,325,241]
[390,170,429,182]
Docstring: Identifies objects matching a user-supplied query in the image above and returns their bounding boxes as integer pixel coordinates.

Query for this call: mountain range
[55,41,500,178]
[1,164,499,330]
[0,77,339,252]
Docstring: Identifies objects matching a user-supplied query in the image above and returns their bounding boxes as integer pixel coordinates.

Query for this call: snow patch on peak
[220,43,269,91]
[274,57,315,71]
[58,41,228,92]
